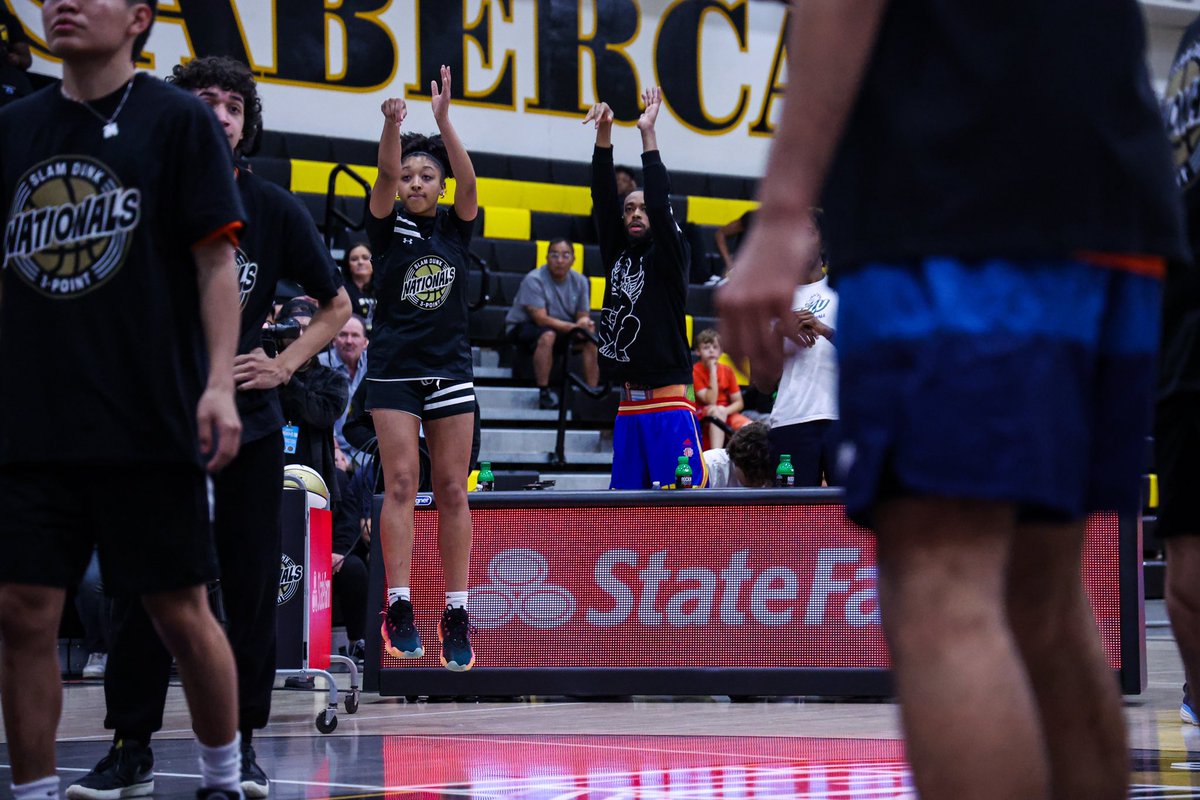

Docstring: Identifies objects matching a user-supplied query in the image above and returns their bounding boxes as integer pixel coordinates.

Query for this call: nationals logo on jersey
[235,247,258,309]
[402,254,455,310]
[4,156,140,298]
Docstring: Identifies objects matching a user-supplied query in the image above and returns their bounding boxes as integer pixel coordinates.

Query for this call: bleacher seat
[491,240,538,273]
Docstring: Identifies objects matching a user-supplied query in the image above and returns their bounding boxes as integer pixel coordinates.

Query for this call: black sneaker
[240,744,270,798]
[538,387,559,410]
[196,790,243,799]
[66,740,154,800]
[381,598,424,658]
[438,606,476,672]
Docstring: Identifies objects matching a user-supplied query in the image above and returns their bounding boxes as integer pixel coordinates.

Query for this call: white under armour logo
[471,549,576,629]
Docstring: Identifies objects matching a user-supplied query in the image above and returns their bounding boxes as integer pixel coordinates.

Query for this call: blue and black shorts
[610,396,708,490]
[836,257,1160,527]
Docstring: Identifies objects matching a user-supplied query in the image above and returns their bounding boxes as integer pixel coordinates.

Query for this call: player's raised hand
[637,87,662,132]
[583,102,614,131]
[380,97,406,127]
[431,65,452,123]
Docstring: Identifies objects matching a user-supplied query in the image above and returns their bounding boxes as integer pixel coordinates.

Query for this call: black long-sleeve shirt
[592,146,692,387]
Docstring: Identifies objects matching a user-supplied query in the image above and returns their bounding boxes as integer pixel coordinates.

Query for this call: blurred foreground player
[587,87,705,489]
[719,1,1186,798]
[66,56,350,800]
[1157,15,1200,729]
[0,2,249,799]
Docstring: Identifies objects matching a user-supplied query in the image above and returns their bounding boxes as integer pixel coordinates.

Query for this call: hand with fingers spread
[431,64,453,123]
[637,86,662,132]
[380,97,406,128]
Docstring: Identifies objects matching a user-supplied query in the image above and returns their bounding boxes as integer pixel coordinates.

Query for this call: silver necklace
[64,77,135,139]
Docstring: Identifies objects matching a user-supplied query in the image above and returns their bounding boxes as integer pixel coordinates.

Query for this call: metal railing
[550,327,611,466]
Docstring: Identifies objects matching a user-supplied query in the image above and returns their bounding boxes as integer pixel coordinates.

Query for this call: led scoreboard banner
[364,490,1144,698]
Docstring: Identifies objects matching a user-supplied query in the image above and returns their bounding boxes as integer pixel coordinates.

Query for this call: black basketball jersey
[234,167,343,443]
[364,204,474,381]
[0,75,245,466]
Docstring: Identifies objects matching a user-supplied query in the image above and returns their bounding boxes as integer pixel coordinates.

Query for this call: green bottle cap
[678,456,688,464]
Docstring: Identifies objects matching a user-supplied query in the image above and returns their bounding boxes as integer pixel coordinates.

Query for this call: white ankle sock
[388,587,411,606]
[446,591,468,609]
[11,776,59,800]
[198,732,241,792]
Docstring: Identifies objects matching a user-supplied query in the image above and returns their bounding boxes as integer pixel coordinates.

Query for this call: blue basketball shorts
[836,257,1161,527]
[610,398,708,490]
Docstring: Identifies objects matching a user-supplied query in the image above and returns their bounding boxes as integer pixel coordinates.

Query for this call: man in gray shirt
[505,238,599,408]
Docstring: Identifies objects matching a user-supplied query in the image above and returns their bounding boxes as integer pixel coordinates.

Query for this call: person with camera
[68,57,350,800]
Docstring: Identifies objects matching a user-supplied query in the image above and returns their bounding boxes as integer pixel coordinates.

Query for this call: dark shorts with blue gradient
[836,258,1160,528]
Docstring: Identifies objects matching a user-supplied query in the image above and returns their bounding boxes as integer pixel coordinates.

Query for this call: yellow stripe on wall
[589,276,606,310]
[687,196,758,227]
[482,207,532,240]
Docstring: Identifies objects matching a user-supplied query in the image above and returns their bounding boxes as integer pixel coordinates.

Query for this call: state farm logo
[471,549,576,629]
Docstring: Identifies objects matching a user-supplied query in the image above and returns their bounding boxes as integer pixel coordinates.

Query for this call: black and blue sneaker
[66,739,154,799]
[382,598,424,659]
[439,606,476,672]
[1183,684,1197,726]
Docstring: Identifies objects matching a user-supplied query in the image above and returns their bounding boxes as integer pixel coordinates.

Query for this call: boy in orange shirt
[693,329,749,449]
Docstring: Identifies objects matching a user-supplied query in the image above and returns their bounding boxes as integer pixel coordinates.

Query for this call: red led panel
[381,505,1122,671]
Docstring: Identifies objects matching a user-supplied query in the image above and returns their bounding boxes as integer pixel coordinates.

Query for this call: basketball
[28,177,100,277]
[282,463,330,509]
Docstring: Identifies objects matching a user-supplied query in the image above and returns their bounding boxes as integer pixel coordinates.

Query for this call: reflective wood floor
[3,604,1198,799]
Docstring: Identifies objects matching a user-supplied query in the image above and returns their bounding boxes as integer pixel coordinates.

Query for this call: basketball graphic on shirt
[1165,40,1200,189]
[402,254,456,310]
[3,156,140,298]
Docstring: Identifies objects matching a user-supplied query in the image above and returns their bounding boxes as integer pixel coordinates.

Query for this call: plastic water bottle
[675,455,693,489]
[477,461,495,492]
[776,454,795,487]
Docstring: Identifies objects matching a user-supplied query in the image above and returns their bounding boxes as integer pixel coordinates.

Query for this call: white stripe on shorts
[428,381,474,399]
[425,395,475,412]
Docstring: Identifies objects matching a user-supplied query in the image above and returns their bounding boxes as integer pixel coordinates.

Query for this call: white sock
[12,776,59,800]
[388,587,411,606]
[446,591,468,609]
[198,732,241,792]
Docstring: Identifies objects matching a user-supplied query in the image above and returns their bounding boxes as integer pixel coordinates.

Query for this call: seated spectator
[693,328,749,449]
[319,315,369,470]
[703,422,773,488]
[712,209,756,284]
[276,298,350,503]
[615,164,638,200]
[342,242,377,327]
[504,237,599,408]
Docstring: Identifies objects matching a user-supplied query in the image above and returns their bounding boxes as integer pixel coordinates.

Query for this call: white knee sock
[198,732,241,792]
[446,591,468,609]
[11,776,59,800]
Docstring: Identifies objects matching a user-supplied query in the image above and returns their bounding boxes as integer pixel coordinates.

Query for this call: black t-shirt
[345,279,376,326]
[820,0,1187,272]
[365,204,474,380]
[234,167,343,443]
[0,75,246,465]
[592,146,692,387]
[1160,16,1200,400]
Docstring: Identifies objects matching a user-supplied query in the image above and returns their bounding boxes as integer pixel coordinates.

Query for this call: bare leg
[874,497,1049,800]
[425,412,475,592]
[580,341,600,387]
[706,415,726,450]
[373,410,423,588]
[1167,537,1200,709]
[140,585,237,746]
[532,330,556,387]
[1007,520,1127,800]
[0,585,66,784]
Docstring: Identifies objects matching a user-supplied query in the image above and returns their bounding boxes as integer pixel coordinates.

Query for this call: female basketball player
[366,65,479,671]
